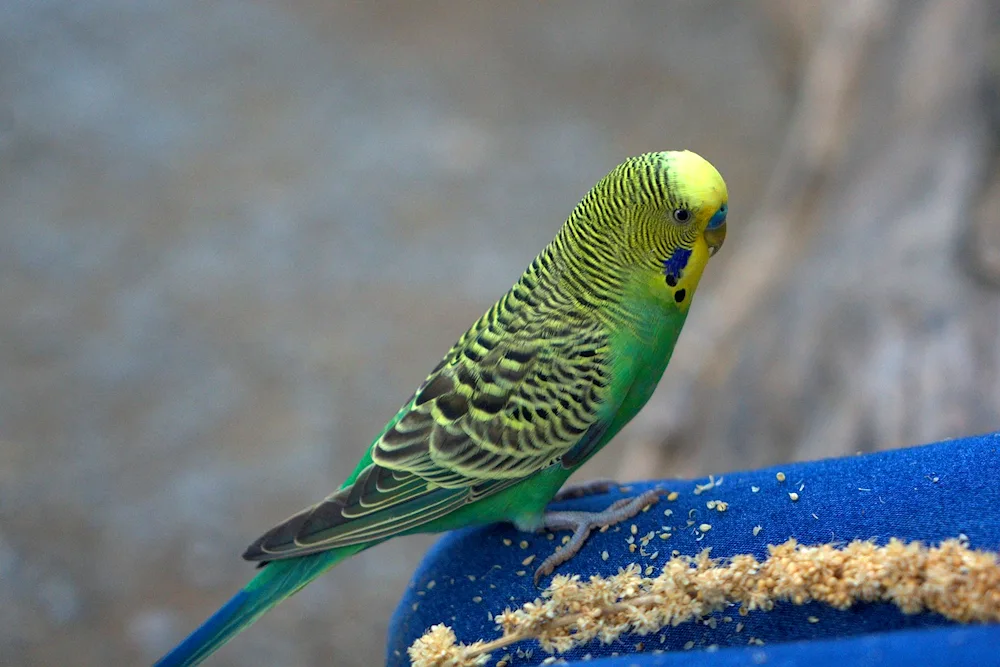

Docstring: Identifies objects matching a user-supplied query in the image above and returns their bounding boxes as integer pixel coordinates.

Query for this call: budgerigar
[156,150,729,665]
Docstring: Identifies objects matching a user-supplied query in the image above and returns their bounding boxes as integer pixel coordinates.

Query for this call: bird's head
[562,150,728,312]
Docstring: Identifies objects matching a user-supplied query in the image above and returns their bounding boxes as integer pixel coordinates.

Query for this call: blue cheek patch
[708,204,728,230]
[663,247,692,286]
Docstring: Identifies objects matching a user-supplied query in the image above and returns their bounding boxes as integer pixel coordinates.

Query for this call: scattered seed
[629,544,637,553]
[515,570,526,577]
[751,485,760,493]
[472,595,483,603]
[684,641,695,650]
[736,622,745,632]
[631,524,638,535]
[503,539,512,547]
[562,535,571,545]
[667,491,679,501]
[522,555,536,566]
[789,492,800,502]
[426,580,436,589]
[519,540,529,549]
[693,475,723,495]
[776,472,786,482]
[699,523,713,532]
[753,525,763,536]
[602,550,610,561]
[808,616,819,623]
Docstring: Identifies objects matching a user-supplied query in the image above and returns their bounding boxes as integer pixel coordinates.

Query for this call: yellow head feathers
[662,150,728,218]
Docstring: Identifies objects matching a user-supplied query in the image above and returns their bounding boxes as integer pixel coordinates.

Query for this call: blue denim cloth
[387,433,1000,666]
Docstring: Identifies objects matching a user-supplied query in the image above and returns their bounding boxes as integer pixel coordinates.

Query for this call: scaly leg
[534,488,664,585]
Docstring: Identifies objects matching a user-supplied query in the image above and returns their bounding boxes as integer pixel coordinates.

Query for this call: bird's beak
[705,222,726,257]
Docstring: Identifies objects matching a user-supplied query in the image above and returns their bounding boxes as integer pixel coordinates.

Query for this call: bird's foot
[534,488,664,585]
[551,478,626,502]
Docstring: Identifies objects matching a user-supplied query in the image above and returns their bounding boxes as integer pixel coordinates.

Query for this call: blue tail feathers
[155,551,348,666]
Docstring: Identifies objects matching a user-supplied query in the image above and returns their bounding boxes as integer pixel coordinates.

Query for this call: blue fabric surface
[387,433,1000,666]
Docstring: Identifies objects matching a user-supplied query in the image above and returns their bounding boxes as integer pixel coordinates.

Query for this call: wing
[243,300,613,561]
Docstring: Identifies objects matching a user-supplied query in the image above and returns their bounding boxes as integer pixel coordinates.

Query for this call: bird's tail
[155,547,359,667]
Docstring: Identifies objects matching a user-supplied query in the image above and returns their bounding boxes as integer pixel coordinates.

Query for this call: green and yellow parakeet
[157,150,729,666]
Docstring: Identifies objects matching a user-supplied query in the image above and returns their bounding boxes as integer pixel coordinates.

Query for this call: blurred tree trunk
[619,0,1000,479]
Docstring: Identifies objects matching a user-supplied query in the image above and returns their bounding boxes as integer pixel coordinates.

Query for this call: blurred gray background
[2,0,999,665]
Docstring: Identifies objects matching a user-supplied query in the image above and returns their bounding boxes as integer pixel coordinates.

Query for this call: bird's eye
[672,208,692,224]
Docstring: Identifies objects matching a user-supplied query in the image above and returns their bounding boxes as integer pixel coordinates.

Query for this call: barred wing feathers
[243,304,612,561]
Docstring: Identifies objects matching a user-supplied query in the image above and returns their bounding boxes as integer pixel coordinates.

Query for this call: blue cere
[708,203,727,229]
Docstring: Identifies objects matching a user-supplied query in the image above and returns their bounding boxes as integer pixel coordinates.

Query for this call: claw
[533,488,665,585]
